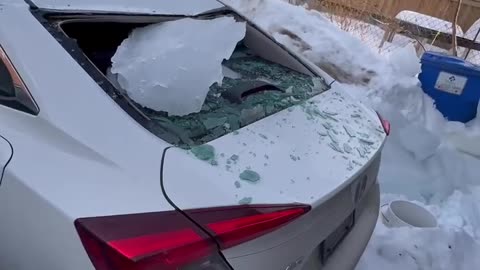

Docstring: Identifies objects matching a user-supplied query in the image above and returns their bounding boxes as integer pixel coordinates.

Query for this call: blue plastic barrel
[419,51,480,123]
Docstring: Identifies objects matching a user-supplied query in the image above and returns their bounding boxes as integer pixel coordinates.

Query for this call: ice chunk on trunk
[111,17,246,116]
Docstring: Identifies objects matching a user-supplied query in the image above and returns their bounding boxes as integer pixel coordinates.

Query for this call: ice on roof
[30,0,224,15]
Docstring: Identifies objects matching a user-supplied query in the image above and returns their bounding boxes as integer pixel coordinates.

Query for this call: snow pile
[357,191,480,270]
[224,0,480,269]
[111,17,246,116]
[351,40,480,270]
[225,0,386,85]
[387,43,421,77]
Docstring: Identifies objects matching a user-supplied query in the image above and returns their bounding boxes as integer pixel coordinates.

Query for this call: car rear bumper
[302,182,380,270]
[224,156,381,270]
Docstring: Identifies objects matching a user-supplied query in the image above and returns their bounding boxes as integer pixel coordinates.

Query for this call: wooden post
[452,0,463,56]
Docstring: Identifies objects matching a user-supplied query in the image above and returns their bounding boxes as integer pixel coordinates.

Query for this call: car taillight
[376,111,391,136]
[75,204,310,270]
[190,204,310,250]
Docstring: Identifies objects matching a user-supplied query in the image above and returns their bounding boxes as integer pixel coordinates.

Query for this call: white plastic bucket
[381,200,437,228]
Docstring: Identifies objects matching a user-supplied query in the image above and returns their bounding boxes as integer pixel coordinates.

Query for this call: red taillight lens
[202,205,309,249]
[74,212,216,270]
[75,204,310,270]
[376,111,391,136]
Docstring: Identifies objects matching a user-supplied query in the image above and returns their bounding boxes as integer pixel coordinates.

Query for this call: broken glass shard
[239,170,261,183]
[324,114,339,122]
[302,102,324,120]
[234,181,241,188]
[238,197,253,205]
[359,138,375,145]
[323,122,333,130]
[240,106,266,125]
[318,130,328,137]
[190,144,215,161]
[357,132,370,139]
[347,161,354,171]
[343,125,356,138]
[356,147,366,158]
[328,142,344,153]
[343,143,353,153]
[202,117,228,130]
[323,110,338,116]
[375,126,385,133]
[352,160,363,166]
[327,130,339,144]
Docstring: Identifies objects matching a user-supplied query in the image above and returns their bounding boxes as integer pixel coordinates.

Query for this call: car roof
[3,0,225,15]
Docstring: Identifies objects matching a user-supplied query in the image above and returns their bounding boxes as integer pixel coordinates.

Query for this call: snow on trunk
[111,17,246,116]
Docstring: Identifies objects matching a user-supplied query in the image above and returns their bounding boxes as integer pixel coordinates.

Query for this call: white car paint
[30,0,224,15]
[0,135,12,184]
[0,3,173,269]
[0,0,385,270]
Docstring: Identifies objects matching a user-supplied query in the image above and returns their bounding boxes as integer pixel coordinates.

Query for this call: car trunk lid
[161,86,385,257]
[162,88,386,209]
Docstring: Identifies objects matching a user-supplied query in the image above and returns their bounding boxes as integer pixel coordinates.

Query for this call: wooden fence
[315,0,480,30]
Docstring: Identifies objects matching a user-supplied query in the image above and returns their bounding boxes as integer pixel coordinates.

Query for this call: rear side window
[0,46,39,115]
[0,50,15,98]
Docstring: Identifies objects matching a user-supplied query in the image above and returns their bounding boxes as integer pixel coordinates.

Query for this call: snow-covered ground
[224,0,480,269]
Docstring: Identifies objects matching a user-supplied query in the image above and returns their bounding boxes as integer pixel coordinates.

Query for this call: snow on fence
[306,0,480,65]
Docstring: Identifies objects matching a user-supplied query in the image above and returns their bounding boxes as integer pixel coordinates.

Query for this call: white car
[0,0,389,270]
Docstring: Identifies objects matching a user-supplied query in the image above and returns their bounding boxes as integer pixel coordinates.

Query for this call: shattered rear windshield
[51,14,329,148]
[140,44,328,147]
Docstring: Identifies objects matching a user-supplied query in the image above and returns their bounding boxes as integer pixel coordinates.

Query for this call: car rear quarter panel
[0,5,175,270]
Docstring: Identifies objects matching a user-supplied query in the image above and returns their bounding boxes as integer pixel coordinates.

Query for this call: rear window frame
[32,8,328,146]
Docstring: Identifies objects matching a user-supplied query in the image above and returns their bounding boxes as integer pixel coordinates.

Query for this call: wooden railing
[316,0,480,30]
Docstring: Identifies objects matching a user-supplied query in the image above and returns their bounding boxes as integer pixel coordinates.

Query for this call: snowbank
[225,0,387,85]
[224,0,480,269]
[111,17,246,116]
